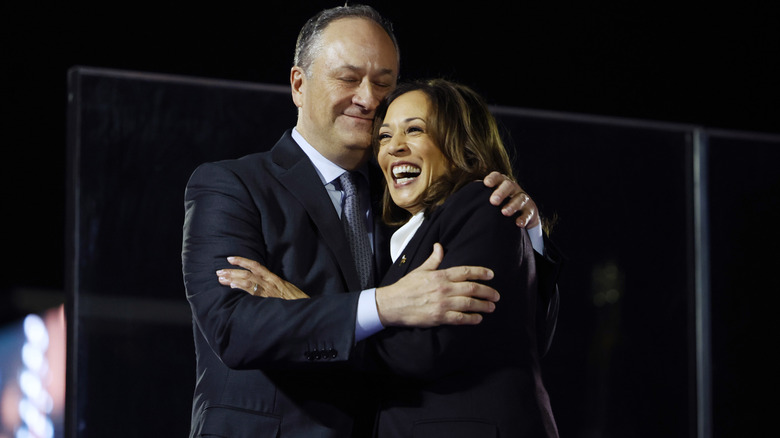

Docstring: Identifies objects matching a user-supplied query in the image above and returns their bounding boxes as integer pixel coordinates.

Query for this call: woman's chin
[390,195,422,216]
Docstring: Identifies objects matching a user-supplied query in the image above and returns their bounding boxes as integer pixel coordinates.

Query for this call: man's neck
[293,126,370,171]
[291,128,369,183]
[336,146,371,171]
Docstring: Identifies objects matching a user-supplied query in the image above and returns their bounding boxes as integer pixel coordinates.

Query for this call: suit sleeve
[535,235,563,357]
[370,184,538,380]
[182,162,360,370]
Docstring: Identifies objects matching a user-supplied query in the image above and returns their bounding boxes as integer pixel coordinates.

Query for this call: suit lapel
[271,132,362,292]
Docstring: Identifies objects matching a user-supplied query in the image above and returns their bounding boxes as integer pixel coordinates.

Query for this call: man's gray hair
[293,4,400,75]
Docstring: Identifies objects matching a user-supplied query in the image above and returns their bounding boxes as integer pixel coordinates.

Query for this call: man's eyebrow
[376,68,396,77]
[337,65,396,77]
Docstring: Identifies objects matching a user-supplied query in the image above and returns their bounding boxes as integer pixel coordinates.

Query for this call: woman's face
[377,90,451,215]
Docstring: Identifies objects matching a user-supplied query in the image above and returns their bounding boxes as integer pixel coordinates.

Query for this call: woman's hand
[217,256,310,300]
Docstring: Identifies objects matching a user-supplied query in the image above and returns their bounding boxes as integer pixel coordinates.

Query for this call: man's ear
[290,66,305,108]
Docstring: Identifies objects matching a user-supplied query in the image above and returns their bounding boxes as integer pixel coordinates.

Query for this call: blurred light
[591,260,624,307]
[23,315,48,350]
[22,343,46,374]
[13,312,56,438]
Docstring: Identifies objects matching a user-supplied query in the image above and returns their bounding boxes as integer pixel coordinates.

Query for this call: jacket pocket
[198,406,280,438]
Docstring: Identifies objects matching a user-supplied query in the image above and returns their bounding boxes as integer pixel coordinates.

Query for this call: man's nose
[352,79,381,110]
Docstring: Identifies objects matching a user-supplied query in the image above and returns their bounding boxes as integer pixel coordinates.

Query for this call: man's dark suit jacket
[182,131,392,438]
[368,182,559,438]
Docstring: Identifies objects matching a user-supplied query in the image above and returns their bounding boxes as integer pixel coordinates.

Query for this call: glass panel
[68,68,780,438]
[707,131,780,438]
[494,109,693,437]
[66,68,297,437]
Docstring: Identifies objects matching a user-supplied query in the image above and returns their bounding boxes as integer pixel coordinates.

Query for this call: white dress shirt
[292,129,383,341]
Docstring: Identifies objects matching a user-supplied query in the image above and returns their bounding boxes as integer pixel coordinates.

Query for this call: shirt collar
[390,211,425,263]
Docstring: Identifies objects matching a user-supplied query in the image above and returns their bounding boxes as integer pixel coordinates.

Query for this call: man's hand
[483,171,540,229]
[217,256,310,300]
[375,243,500,327]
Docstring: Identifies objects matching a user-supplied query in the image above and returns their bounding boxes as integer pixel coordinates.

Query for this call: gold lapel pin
[399,255,406,265]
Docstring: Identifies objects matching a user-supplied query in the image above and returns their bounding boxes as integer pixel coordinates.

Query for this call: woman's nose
[385,135,408,156]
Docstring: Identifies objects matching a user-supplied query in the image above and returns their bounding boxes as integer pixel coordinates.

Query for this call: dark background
[2,2,778,437]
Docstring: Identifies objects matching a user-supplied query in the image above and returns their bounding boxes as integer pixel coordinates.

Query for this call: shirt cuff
[528,223,545,255]
[355,288,384,342]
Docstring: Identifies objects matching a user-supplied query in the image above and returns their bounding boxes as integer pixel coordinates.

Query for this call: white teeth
[396,177,416,185]
[392,164,421,178]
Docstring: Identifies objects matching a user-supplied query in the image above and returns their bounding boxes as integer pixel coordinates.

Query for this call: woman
[364,79,557,437]
[220,79,558,437]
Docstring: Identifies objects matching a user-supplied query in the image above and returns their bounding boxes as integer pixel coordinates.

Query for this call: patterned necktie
[339,172,374,289]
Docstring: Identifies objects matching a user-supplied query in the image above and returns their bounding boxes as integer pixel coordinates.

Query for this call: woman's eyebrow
[381,117,425,128]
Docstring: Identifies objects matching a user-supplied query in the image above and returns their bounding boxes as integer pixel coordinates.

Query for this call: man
[182,5,560,437]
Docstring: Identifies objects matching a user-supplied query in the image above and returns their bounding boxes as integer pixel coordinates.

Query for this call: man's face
[292,17,399,169]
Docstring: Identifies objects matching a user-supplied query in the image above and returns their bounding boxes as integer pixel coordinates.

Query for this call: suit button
[304,351,313,361]
[329,349,338,359]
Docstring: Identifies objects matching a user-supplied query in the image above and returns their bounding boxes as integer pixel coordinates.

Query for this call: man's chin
[338,116,372,134]
[339,132,372,151]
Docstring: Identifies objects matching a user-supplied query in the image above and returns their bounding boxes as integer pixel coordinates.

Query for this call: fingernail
[216,270,224,275]
[491,195,501,204]
[227,257,235,262]
[486,270,494,279]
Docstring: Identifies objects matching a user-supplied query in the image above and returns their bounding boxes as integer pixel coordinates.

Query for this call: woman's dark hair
[373,79,515,226]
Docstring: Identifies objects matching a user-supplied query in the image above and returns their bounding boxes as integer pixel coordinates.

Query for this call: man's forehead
[320,18,397,55]
[323,16,385,37]
[315,27,399,76]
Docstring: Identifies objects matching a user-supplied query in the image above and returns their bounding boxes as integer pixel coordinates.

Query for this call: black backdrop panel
[708,132,780,438]
[493,110,693,437]
[66,67,297,437]
[66,67,779,437]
